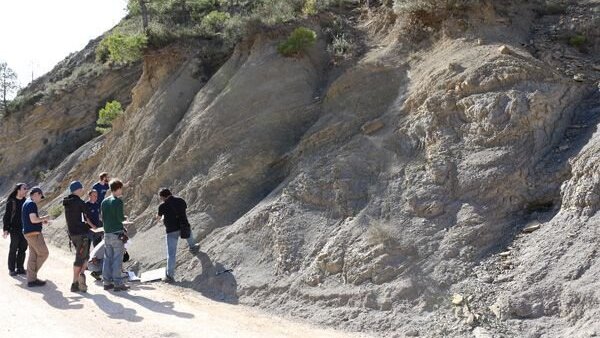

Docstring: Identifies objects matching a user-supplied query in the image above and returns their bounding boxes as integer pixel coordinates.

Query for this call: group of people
[3,172,200,293]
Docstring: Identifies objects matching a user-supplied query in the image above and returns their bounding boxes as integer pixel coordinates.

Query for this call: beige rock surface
[1,1,600,337]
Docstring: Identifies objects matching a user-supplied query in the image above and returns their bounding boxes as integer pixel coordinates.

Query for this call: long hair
[7,183,26,201]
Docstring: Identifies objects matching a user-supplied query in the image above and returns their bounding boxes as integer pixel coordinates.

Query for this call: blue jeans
[103,233,125,286]
[166,231,196,278]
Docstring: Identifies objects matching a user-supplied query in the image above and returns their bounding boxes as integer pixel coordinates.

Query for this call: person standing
[157,188,200,283]
[63,181,95,292]
[101,179,129,291]
[85,189,103,247]
[92,172,110,204]
[2,183,28,276]
[22,187,50,287]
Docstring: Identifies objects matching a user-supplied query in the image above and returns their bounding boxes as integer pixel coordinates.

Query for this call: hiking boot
[78,273,88,292]
[9,270,17,276]
[70,282,80,292]
[16,269,26,275]
[113,284,130,292]
[27,279,46,287]
[162,275,175,283]
[90,271,102,281]
[103,284,114,290]
[189,243,200,253]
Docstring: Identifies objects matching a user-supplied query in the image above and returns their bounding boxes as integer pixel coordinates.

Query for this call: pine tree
[0,62,19,113]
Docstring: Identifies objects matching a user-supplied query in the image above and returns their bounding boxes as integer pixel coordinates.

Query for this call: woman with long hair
[2,183,29,276]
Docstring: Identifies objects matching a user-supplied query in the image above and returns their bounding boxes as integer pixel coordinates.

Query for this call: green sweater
[101,195,125,233]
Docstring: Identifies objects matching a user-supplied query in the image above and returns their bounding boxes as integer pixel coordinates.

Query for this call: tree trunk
[139,0,149,33]
[2,78,6,113]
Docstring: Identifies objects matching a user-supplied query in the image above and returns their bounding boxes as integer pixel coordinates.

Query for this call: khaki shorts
[71,235,90,267]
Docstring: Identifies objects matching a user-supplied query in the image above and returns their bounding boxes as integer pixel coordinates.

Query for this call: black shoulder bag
[169,200,191,239]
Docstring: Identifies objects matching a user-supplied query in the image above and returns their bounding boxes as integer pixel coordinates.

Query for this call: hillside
[2,0,600,336]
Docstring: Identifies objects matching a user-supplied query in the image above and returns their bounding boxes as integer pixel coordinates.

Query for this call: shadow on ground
[18,280,83,310]
[179,251,239,305]
[83,292,144,322]
[114,291,195,319]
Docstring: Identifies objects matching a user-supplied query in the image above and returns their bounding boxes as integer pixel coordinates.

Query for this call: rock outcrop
[3,1,600,337]
[0,36,141,191]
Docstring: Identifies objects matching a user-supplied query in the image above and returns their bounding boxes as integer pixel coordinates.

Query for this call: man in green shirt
[101,179,129,291]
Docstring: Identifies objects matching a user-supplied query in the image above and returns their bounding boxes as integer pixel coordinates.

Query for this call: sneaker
[27,279,46,287]
[70,282,80,292]
[16,269,26,275]
[189,243,200,253]
[90,271,102,281]
[162,275,175,283]
[78,273,88,292]
[9,270,17,276]
[113,284,130,292]
[103,284,114,290]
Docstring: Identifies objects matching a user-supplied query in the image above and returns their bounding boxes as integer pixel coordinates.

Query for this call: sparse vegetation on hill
[97,0,362,62]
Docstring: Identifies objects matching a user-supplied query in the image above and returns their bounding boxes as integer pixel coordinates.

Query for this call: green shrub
[569,34,586,47]
[201,10,231,36]
[126,0,142,15]
[95,126,111,134]
[96,33,148,65]
[96,100,123,132]
[278,27,317,57]
[48,204,64,218]
[189,0,220,22]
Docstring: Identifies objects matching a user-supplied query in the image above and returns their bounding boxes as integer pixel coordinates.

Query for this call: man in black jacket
[2,183,29,276]
[63,180,96,292]
[157,188,199,282]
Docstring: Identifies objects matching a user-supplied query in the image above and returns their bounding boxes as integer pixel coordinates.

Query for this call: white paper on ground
[140,267,166,282]
[128,271,141,282]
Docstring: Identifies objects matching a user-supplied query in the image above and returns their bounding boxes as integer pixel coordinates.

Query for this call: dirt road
[0,237,369,338]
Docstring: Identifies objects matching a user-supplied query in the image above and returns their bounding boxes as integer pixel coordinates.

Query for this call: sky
[0,0,128,98]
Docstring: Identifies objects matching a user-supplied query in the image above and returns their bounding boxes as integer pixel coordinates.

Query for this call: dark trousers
[8,230,27,271]
[92,232,104,247]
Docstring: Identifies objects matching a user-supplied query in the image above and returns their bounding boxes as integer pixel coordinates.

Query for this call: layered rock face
[5,2,600,337]
[0,37,141,191]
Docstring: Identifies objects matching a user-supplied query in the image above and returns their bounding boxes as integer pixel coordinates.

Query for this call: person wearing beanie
[63,180,96,292]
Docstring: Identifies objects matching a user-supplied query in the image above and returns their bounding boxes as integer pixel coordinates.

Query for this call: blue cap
[30,186,45,199]
[69,181,83,193]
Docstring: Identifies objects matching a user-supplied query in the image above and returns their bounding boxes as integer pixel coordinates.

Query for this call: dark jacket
[158,196,189,233]
[63,194,92,236]
[3,197,25,233]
